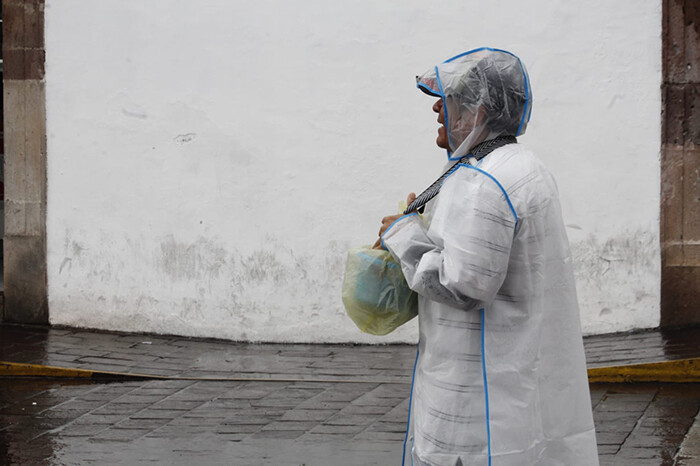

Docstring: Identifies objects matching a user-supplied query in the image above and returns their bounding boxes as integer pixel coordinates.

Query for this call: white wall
[45,0,662,342]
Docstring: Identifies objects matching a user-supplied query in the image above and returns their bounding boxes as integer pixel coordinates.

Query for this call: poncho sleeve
[381,165,517,309]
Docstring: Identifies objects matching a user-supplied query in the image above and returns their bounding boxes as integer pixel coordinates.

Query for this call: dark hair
[460,55,528,135]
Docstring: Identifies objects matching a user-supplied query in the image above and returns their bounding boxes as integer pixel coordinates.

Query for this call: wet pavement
[0,325,413,383]
[1,324,700,464]
[3,325,700,379]
[591,383,700,465]
[1,378,409,465]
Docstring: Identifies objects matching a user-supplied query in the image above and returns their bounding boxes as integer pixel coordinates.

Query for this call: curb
[3,358,700,383]
[0,361,397,384]
[0,362,153,380]
[587,358,700,383]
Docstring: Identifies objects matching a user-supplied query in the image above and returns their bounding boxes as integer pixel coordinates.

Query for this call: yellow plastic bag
[342,246,418,335]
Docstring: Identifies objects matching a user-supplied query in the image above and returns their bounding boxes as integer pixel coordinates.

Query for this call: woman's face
[433,97,481,151]
[432,99,449,149]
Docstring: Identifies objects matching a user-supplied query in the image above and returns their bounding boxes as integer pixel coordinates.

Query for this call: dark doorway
[1,0,48,323]
[660,0,700,326]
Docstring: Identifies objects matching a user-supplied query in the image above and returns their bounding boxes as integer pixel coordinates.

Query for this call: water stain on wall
[174,133,197,144]
[570,229,659,330]
[53,230,370,340]
[121,108,148,120]
[179,298,204,320]
[59,258,72,274]
[238,249,288,284]
[571,231,657,280]
[58,231,88,275]
[157,235,227,282]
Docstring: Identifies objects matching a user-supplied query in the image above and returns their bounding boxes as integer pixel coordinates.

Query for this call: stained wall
[45,0,662,341]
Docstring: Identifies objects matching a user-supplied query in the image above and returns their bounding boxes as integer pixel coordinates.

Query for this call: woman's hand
[372,192,417,249]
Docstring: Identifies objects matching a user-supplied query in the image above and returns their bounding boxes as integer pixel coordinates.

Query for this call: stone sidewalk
[2,324,700,380]
[1,378,700,465]
[2,324,700,465]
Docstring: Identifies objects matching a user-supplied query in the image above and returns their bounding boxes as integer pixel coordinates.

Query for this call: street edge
[3,359,700,383]
[587,358,700,383]
[0,361,403,384]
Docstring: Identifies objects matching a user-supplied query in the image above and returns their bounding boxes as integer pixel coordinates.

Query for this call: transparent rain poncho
[416,48,532,160]
[382,48,598,465]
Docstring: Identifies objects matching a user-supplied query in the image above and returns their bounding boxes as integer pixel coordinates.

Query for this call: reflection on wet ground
[1,379,102,465]
[591,383,700,465]
[0,378,405,465]
[1,323,700,464]
[584,326,700,368]
[0,324,414,382]
[1,378,699,465]
[3,324,700,378]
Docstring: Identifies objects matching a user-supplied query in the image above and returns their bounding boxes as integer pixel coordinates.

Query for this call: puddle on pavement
[0,378,402,465]
[1,378,102,465]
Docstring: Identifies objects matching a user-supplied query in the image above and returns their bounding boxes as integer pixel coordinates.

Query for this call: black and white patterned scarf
[404,135,517,215]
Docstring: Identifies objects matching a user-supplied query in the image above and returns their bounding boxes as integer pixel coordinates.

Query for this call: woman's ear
[475,106,488,126]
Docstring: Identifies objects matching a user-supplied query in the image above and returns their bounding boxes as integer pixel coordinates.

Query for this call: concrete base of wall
[3,236,47,323]
[2,0,48,324]
[661,266,700,327]
[660,0,700,328]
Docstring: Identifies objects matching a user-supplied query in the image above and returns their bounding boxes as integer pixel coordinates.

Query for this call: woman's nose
[433,99,443,113]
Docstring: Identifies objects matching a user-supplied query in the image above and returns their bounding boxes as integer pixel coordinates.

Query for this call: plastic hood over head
[417,47,532,160]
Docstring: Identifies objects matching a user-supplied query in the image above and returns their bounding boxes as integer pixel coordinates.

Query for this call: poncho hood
[417,47,532,160]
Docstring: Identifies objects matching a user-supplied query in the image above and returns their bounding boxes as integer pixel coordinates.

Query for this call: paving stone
[90,428,151,442]
[73,414,127,425]
[341,403,396,416]
[364,421,407,433]
[624,430,685,449]
[250,430,305,439]
[279,409,338,422]
[323,413,380,426]
[218,386,286,401]
[677,413,700,457]
[607,459,674,466]
[55,348,111,358]
[216,424,263,434]
[128,387,185,396]
[168,416,227,427]
[312,388,371,402]
[595,431,629,445]
[311,423,367,435]
[56,423,110,437]
[596,444,620,455]
[221,407,287,418]
[144,425,214,438]
[616,446,676,460]
[295,400,352,410]
[215,432,249,442]
[644,403,699,419]
[78,390,139,402]
[0,402,51,416]
[40,407,94,419]
[8,416,71,432]
[218,415,277,426]
[90,403,154,415]
[2,324,700,464]
[76,356,146,366]
[149,400,204,411]
[110,394,170,404]
[260,421,318,431]
[249,397,307,409]
[591,410,641,424]
[128,410,181,420]
[141,380,196,390]
[354,430,406,442]
[115,418,171,430]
